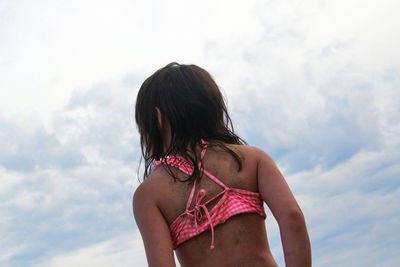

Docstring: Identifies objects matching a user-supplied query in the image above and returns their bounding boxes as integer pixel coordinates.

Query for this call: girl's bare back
[147,143,279,267]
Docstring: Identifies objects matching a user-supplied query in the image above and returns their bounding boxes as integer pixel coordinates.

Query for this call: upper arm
[254,147,304,224]
[133,182,176,267]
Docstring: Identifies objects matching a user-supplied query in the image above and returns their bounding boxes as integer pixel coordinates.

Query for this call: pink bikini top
[151,139,266,250]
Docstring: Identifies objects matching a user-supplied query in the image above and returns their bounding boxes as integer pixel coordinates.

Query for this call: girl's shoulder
[223,143,273,163]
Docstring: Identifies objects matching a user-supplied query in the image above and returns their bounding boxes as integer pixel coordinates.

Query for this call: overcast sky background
[1,0,399,266]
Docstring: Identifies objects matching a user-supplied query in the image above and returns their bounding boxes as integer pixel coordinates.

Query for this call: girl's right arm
[255,147,312,267]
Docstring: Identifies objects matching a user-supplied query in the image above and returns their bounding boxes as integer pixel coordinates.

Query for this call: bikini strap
[185,139,228,210]
[197,139,228,189]
[203,168,228,189]
[185,139,209,210]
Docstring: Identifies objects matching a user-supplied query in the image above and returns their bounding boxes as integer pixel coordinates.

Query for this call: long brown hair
[135,62,247,182]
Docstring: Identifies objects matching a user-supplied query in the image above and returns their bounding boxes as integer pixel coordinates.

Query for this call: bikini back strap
[198,139,228,189]
[203,169,228,189]
[185,139,232,209]
[185,139,209,210]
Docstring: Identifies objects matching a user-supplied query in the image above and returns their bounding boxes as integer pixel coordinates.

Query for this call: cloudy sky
[1,0,399,266]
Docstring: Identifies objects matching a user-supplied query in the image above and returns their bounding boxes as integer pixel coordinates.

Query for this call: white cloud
[33,230,147,267]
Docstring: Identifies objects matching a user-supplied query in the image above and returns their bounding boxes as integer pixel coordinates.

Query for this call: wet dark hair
[135,62,247,182]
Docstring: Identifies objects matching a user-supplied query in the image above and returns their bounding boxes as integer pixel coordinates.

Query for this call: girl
[133,62,311,267]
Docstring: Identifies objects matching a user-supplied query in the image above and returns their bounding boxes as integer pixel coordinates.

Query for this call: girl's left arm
[133,182,176,267]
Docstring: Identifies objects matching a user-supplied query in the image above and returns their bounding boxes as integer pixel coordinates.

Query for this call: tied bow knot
[185,189,215,250]
[193,189,207,230]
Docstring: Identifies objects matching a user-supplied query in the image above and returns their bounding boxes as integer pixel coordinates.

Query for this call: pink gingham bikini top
[151,139,266,250]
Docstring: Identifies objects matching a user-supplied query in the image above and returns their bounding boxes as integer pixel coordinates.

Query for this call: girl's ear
[155,107,163,129]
